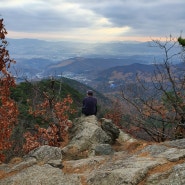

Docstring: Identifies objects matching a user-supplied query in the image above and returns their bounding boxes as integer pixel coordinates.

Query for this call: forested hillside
[11,77,110,123]
[5,77,110,160]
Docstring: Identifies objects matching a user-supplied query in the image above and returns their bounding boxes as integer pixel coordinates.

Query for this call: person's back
[82,90,97,116]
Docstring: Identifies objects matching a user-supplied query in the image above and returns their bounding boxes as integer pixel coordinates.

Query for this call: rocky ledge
[1,115,185,185]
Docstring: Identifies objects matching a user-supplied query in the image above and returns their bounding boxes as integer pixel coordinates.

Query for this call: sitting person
[82,90,97,116]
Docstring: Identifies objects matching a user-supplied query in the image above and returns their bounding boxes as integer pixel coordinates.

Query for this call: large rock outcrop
[1,115,185,185]
[61,116,114,158]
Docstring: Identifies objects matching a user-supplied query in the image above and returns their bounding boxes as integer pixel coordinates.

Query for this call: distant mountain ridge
[6,38,166,80]
[6,38,183,94]
[7,38,162,61]
[46,57,148,75]
[96,63,155,79]
[91,62,185,93]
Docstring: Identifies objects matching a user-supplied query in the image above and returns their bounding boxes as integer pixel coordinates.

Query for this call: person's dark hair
[87,90,93,96]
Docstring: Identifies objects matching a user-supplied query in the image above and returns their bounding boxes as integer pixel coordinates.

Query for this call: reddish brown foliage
[23,95,75,153]
[0,19,18,162]
[104,99,123,128]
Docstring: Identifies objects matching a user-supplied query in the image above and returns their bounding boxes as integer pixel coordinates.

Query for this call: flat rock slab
[164,138,185,149]
[87,156,167,185]
[0,164,81,185]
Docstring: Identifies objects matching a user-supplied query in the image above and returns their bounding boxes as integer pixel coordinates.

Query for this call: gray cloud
[1,3,94,32]
[76,0,185,36]
[0,0,185,41]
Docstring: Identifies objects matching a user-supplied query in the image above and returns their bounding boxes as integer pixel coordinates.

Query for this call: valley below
[8,38,184,96]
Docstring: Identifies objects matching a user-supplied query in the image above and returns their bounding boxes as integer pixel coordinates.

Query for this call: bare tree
[121,36,185,142]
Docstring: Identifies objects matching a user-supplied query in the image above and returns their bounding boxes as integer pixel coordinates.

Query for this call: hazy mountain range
[6,38,183,93]
[7,38,164,78]
[7,38,162,61]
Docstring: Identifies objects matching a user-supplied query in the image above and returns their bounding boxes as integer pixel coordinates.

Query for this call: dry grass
[0,170,18,180]
[113,140,151,154]
[0,170,6,179]
[138,151,151,158]
[138,158,185,185]
[62,147,89,161]
[9,157,22,164]
[0,157,23,179]
[62,157,106,174]
[80,175,88,185]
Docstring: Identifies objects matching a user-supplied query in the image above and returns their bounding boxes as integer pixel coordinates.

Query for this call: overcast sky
[1,0,185,42]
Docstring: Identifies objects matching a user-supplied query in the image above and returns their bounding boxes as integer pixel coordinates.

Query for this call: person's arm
[95,98,97,115]
[82,99,86,114]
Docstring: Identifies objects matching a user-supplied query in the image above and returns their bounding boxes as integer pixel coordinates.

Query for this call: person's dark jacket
[82,96,97,116]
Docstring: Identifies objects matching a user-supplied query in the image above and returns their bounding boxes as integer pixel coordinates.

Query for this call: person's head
[87,90,93,96]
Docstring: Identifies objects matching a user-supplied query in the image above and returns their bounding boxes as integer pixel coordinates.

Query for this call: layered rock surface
[1,115,185,185]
